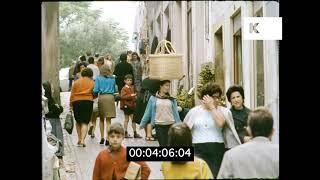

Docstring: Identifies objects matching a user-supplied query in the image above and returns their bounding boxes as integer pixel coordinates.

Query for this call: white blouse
[184,106,224,144]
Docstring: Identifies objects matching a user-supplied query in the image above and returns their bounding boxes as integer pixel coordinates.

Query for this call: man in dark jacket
[114,53,134,93]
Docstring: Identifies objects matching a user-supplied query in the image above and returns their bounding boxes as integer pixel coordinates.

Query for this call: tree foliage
[59,2,129,68]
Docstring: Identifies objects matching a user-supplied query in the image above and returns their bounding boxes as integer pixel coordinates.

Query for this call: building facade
[134,1,279,143]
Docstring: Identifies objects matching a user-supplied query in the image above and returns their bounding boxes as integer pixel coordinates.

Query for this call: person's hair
[159,80,171,96]
[198,82,222,99]
[248,107,274,138]
[94,53,99,58]
[120,53,127,62]
[100,64,112,76]
[88,56,95,64]
[80,67,93,78]
[108,122,125,135]
[160,80,170,86]
[127,50,132,55]
[168,123,192,164]
[168,123,192,147]
[79,55,86,62]
[77,62,87,70]
[226,85,245,102]
[42,81,53,101]
[42,81,57,108]
[124,74,133,80]
[131,52,140,61]
[97,57,105,64]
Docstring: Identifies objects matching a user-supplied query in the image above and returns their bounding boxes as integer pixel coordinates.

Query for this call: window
[214,27,225,92]
[232,11,242,86]
[255,40,264,106]
[254,9,264,107]
[233,30,243,86]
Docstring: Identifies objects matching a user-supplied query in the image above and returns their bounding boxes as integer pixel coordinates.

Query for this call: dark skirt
[133,92,148,124]
[72,100,93,124]
[121,107,135,115]
[194,142,225,177]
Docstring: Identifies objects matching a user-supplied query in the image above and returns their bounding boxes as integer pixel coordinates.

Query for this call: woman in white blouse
[184,82,241,176]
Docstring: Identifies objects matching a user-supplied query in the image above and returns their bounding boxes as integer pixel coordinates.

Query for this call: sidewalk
[58,92,163,180]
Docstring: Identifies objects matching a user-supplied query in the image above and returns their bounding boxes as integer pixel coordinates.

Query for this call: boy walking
[93,123,150,180]
[120,74,142,138]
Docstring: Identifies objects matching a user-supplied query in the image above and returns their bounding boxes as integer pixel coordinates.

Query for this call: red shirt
[120,85,136,109]
[92,146,150,180]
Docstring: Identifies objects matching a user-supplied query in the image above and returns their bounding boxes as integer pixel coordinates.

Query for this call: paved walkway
[58,92,163,180]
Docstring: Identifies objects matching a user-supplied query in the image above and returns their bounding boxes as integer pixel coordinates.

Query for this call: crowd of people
[43,50,279,179]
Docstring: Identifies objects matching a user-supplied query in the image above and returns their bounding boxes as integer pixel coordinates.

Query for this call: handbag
[64,112,74,134]
[124,161,141,180]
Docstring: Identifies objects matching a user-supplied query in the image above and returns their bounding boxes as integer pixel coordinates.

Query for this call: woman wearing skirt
[93,64,117,146]
[70,68,95,147]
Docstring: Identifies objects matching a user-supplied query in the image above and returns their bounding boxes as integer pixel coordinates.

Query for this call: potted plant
[197,63,226,107]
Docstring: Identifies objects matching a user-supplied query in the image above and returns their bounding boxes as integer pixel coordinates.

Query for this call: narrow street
[58,92,163,180]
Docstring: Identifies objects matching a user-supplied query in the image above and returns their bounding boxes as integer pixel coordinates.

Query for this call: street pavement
[58,92,163,180]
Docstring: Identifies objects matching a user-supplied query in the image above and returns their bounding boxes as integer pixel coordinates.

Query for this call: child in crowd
[92,122,150,180]
[120,74,142,138]
[161,122,214,179]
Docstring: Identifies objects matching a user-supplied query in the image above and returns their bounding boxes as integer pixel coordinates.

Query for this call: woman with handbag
[43,81,64,164]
